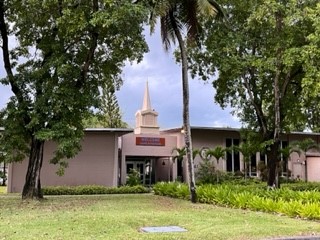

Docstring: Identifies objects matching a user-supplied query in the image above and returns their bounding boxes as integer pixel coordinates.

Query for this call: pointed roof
[142,81,152,111]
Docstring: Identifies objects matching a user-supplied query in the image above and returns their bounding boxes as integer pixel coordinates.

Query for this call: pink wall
[8,131,121,193]
[307,155,320,182]
[121,133,177,184]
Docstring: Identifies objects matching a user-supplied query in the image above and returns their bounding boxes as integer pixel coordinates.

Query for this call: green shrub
[42,185,150,195]
[283,182,320,191]
[126,168,141,186]
[230,191,252,209]
[153,182,320,220]
[153,182,189,199]
[298,202,320,220]
[196,159,216,184]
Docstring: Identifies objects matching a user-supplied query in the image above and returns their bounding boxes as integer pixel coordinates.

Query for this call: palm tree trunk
[22,137,45,200]
[170,12,197,203]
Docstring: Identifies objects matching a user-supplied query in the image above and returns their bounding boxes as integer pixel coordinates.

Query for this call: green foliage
[0,0,148,197]
[204,146,226,163]
[188,0,320,186]
[42,185,150,195]
[83,80,128,128]
[196,159,216,184]
[283,182,320,191]
[153,182,320,220]
[0,0,148,164]
[257,161,268,181]
[153,182,189,200]
[171,147,186,162]
[0,171,5,180]
[126,168,141,187]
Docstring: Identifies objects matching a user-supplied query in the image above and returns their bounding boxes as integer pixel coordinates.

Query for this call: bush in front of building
[42,185,150,195]
[282,182,320,191]
[153,182,320,220]
[196,160,257,185]
[196,159,216,184]
[126,168,141,186]
[153,182,189,199]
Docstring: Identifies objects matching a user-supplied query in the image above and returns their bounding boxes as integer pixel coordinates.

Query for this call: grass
[1,194,320,240]
[0,186,6,194]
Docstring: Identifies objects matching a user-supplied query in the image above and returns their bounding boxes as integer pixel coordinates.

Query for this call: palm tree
[204,146,226,183]
[280,145,299,180]
[233,139,273,180]
[171,147,186,163]
[140,0,224,203]
[232,142,254,180]
[172,147,201,182]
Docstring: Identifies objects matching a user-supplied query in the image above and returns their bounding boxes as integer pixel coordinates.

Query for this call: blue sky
[0,27,241,129]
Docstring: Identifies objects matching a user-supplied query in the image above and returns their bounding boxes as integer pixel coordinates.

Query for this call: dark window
[226,138,233,172]
[234,139,240,172]
[281,141,288,173]
[225,138,240,172]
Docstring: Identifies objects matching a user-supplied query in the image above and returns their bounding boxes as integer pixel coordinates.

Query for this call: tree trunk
[22,138,44,200]
[1,162,6,186]
[267,141,280,188]
[170,13,197,203]
[270,7,283,189]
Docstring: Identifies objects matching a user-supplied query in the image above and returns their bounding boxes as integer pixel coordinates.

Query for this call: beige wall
[8,131,120,193]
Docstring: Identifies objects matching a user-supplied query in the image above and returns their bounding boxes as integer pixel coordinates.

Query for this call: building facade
[6,83,320,192]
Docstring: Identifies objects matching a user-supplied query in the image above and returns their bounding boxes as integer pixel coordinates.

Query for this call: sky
[0,27,241,130]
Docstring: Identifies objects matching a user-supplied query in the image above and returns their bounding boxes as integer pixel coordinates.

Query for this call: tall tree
[301,3,320,132]
[0,0,148,199]
[188,0,319,187]
[139,0,224,203]
[98,81,128,128]
[83,81,128,128]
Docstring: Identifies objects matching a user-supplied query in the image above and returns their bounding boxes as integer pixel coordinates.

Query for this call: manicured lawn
[1,194,320,240]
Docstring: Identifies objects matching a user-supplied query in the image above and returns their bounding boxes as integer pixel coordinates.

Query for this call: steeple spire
[134,81,160,135]
[142,81,151,111]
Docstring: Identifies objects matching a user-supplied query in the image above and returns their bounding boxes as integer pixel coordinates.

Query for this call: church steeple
[134,82,160,135]
[142,81,152,111]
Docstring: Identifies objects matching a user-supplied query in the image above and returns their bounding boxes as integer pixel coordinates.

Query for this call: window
[226,138,240,172]
[281,141,288,176]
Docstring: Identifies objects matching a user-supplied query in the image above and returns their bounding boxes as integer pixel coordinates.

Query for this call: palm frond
[183,0,199,40]
[171,147,186,161]
[204,0,225,19]
[160,13,175,51]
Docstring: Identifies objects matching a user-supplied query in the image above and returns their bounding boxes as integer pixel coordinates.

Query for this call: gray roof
[162,126,240,133]
[161,126,320,136]
[0,127,133,133]
[84,128,133,133]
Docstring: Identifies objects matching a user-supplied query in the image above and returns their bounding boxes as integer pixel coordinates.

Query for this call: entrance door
[126,161,146,185]
[126,158,154,186]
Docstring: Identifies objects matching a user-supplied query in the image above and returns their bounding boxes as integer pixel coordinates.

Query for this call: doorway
[125,157,154,186]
